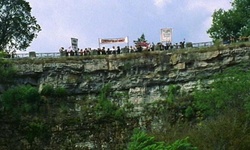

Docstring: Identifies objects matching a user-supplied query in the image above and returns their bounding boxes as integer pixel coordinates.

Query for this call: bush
[189,110,250,150]
[166,137,197,150]
[193,69,250,118]
[0,85,41,117]
[26,120,51,146]
[128,129,197,150]
[0,58,16,83]
[54,87,68,97]
[127,129,167,150]
[40,85,68,102]
[40,85,55,96]
[95,84,125,120]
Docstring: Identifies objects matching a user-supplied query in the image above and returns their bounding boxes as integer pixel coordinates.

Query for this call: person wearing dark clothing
[80,49,83,56]
[137,45,142,52]
[117,46,121,54]
[74,48,79,56]
[65,50,68,56]
[70,50,74,56]
[165,43,169,50]
[151,42,155,51]
[180,40,185,49]
[102,47,106,55]
[107,48,111,55]
[97,48,101,55]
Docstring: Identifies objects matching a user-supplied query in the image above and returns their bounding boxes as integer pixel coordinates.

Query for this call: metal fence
[191,41,213,47]
[14,52,60,58]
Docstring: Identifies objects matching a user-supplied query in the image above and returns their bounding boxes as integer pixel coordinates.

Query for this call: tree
[133,34,150,49]
[128,129,197,150]
[207,0,250,42]
[134,33,147,44]
[0,0,41,51]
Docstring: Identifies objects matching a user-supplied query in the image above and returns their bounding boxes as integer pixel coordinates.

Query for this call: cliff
[12,47,250,105]
[1,46,250,149]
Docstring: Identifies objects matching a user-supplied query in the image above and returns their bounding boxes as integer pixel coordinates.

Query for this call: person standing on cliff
[117,46,121,54]
[111,46,116,55]
[151,42,155,51]
[137,45,142,52]
[107,48,111,55]
[59,47,64,56]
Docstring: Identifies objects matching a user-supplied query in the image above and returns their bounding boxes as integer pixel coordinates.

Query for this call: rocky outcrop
[12,47,250,104]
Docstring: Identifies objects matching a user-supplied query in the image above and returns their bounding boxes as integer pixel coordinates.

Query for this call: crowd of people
[156,41,186,50]
[59,40,186,57]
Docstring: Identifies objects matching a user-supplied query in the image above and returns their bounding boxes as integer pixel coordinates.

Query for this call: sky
[25,0,232,53]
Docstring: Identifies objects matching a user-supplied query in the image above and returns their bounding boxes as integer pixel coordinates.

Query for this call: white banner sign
[71,38,78,50]
[99,37,128,44]
[161,28,172,43]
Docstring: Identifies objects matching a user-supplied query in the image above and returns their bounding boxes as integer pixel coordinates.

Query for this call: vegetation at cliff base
[128,129,197,150]
[147,68,250,150]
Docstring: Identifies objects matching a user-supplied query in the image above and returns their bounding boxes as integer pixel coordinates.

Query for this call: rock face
[2,47,250,149]
[12,47,250,104]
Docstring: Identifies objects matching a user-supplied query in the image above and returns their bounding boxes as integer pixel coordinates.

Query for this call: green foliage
[54,87,68,97]
[98,83,112,101]
[0,0,41,51]
[40,85,67,98]
[124,61,132,70]
[0,58,16,83]
[95,84,125,120]
[150,67,250,149]
[134,33,147,43]
[128,129,167,150]
[207,0,250,41]
[184,106,195,119]
[128,130,197,150]
[59,102,69,114]
[0,85,41,117]
[133,33,150,49]
[167,85,180,103]
[0,51,8,57]
[238,20,250,37]
[193,69,250,118]
[25,120,50,145]
[166,137,197,150]
[40,85,55,96]
[189,110,250,150]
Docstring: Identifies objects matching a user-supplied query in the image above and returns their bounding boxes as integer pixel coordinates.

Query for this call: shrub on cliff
[95,84,126,120]
[0,58,16,84]
[0,85,41,118]
[25,120,51,148]
[40,85,68,101]
[40,85,54,97]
